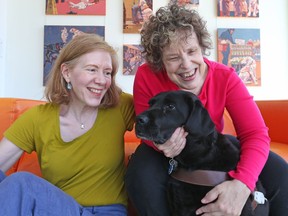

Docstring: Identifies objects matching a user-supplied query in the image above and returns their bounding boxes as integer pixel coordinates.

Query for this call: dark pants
[125,140,288,216]
[221,46,230,66]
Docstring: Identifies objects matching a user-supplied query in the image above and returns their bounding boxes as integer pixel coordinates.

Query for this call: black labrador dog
[135,90,269,216]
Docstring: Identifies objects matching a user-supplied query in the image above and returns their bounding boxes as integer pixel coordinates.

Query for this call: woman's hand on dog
[154,127,188,158]
[195,179,251,216]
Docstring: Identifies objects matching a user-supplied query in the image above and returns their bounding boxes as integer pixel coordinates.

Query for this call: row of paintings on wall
[43,26,261,86]
[45,0,259,34]
[45,0,199,16]
[124,0,259,34]
[45,0,259,17]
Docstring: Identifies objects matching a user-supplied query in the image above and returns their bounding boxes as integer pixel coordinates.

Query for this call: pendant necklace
[79,114,87,129]
[79,116,86,129]
[79,109,97,130]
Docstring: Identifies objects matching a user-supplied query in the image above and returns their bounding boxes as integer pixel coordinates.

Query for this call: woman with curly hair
[125,4,288,216]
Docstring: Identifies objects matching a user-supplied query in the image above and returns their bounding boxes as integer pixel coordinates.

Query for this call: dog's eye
[164,104,176,112]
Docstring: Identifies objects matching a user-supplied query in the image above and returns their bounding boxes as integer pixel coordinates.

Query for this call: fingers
[196,203,219,216]
[196,204,240,216]
[156,127,187,158]
[196,180,250,216]
[200,186,220,204]
[195,186,221,215]
[196,200,239,216]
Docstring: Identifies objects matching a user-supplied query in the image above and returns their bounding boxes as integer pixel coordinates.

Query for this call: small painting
[168,0,200,10]
[217,0,259,18]
[123,0,153,34]
[123,44,145,75]
[217,28,261,86]
[46,0,106,15]
[43,25,105,85]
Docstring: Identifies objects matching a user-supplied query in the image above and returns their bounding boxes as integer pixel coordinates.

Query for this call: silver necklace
[79,115,87,129]
[78,109,98,130]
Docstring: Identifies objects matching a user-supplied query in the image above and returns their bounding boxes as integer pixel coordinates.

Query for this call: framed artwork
[123,44,145,75]
[43,25,105,85]
[45,0,106,15]
[168,0,200,10]
[217,28,261,86]
[123,0,153,34]
[217,0,259,18]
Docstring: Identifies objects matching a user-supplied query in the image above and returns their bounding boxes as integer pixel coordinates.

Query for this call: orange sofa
[1,98,288,215]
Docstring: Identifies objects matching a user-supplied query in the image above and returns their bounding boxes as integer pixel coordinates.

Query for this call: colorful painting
[123,44,145,75]
[168,0,200,10]
[123,0,153,34]
[217,28,261,86]
[217,0,259,17]
[43,25,105,85]
[46,0,106,15]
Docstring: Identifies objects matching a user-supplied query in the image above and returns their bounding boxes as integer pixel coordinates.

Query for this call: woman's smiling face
[62,50,113,107]
[162,31,207,94]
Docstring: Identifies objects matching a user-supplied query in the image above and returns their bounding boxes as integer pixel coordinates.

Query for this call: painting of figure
[123,0,153,33]
[168,0,200,10]
[123,44,145,75]
[43,25,105,85]
[46,0,106,15]
[217,28,261,86]
[217,0,259,17]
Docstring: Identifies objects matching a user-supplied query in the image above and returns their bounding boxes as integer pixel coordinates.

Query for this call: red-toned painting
[217,28,261,86]
[46,0,106,15]
[217,0,259,18]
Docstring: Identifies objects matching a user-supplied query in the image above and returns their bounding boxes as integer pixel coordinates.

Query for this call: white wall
[1,0,287,100]
[0,0,7,96]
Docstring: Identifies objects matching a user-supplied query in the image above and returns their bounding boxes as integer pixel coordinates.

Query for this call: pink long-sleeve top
[133,58,270,191]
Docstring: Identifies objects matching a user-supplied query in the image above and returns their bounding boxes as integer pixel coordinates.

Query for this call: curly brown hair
[44,33,122,108]
[140,4,213,72]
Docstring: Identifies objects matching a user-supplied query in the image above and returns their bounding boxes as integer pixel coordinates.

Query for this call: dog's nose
[136,115,149,125]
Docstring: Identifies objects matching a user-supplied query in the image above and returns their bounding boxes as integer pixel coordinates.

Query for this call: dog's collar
[170,168,231,186]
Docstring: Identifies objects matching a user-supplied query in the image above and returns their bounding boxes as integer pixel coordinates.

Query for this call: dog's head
[135,90,215,144]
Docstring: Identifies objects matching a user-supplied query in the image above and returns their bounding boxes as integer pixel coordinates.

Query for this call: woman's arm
[0,137,23,172]
[224,72,270,191]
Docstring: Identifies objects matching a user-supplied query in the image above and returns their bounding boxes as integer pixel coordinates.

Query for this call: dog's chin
[135,134,167,144]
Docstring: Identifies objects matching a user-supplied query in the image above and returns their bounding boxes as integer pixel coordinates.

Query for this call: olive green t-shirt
[4,93,135,207]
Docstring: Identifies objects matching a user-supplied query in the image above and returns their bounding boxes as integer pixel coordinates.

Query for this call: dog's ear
[148,97,156,107]
[184,97,215,138]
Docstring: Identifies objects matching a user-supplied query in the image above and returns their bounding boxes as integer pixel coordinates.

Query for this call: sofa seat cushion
[270,142,288,162]
[5,152,42,177]
[124,128,141,165]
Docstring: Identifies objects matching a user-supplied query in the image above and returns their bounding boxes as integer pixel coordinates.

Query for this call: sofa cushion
[0,98,45,139]
[5,152,41,176]
[124,128,140,165]
[270,142,288,161]
[256,100,288,144]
